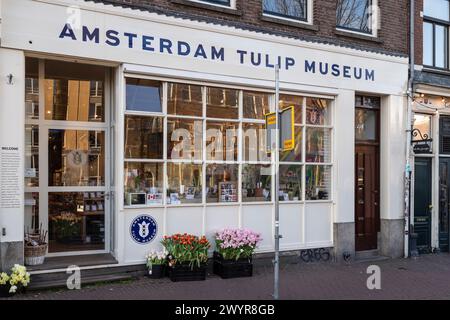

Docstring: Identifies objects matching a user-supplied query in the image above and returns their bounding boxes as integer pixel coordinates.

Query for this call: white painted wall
[380,94,407,220]
[0,48,25,244]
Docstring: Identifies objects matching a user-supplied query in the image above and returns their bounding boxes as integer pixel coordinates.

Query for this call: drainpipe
[405,0,415,258]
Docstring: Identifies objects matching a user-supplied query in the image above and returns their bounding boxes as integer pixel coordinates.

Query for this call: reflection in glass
[243,91,271,119]
[168,83,203,116]
[413,114,432,141]
[279,165,302,201]
[305,165,331,200]
[48,130,105,187]
[126,78,162,113]
[242,164,272,202]
[355,109,377,141]
[280,126,302,162]
[167,118,203,160]
[263,0,307,20]
[124,116,163,159]
[124,162,164,206]
[48,192,105,253]
[435,25,448,69]
[305,128,331,163]
[167,163,202,204]
[242,123,270,162]
[424,0,450,21]
[24,193,39,233]
[25,58,39,120]
[206,87,239,119]
[423,22,433,66]
[206,121,239,161]
[336,0,371,33]
[25,125,39,187]
[206,164,239,203]
[279,94,303,124]
[306,98,331,125]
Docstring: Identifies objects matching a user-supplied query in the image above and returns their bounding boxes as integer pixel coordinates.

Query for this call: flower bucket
[147,264,165,279]
[168,264,207,282]
[213,252,253,279]
[0,285,14,298]
[24,243,47,266]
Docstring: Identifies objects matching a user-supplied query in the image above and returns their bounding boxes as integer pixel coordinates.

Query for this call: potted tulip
[0,264,31,297]
[162,233,210,282]
[213,228,262,279]
[145,249,168,279]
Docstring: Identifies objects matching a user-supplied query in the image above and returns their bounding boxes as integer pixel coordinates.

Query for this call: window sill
[170,0,242,16]
[334,29,382,43]
[421,67,450,76]
[261,15,319,31]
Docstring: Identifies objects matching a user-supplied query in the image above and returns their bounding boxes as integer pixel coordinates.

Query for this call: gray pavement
[7,254,450,300]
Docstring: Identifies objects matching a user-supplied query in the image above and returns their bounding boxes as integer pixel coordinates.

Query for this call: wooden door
[355,145,380,251]
[414,158,432,253]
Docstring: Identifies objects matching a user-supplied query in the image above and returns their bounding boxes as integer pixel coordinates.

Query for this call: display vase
[0,284,23,298]
[167,263,207,282]
[147,264,165,279]
[213,252,253,279]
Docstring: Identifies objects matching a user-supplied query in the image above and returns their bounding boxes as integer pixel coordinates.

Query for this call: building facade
[411,0,450,254]
[0,0,409,272]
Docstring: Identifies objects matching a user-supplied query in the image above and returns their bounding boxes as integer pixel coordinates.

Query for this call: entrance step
[355,249,390,263]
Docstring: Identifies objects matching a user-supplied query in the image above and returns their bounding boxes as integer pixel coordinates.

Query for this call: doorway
[354,96,380,252]
[439,158,450,252]
[24,58,112,256]
[413,158,432,253]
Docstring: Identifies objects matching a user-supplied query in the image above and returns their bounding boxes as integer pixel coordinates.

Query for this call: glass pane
[305,165,331,200]
[44,60,105,122]
[206,164,239,203]
[243,91,271,119]
[167,118,203,160]
[124,116,163,159]
[206,87,239,119]
[48,130,105,187]
[424,0,450,21]
[200,0,230,5]
[280,126,303,162]
[279,165,302,201]
[305,128,331,163]
[126,78,162,113]
[263,0,308,20]
[243,123,270,162]
[423,22,434,66]
[24,192,39,233]
[242,164,272,202]
[355,109,377,141]
[48,192,105,252]
[167,163,203,204]
[336,0,371,33]
[25,58,39,120]
[167,83,203,116]
[413,114,432,141]
[206,121,239,161]
[25,125,39,187]
[124,162,163,206]
[279,94,303,124]
[306,98,331,125]
[435,25,447,69]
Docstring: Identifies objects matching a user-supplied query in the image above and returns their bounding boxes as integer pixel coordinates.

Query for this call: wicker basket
[24,244,47,266]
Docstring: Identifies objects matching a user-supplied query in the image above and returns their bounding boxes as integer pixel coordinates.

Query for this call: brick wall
[414,0,423,65]
[91,0,409,56]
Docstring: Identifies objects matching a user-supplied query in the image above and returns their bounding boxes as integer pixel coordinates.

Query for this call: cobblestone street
[8,254,450,300]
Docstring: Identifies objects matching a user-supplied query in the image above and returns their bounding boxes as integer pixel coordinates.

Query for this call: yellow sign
[264,107,295,152]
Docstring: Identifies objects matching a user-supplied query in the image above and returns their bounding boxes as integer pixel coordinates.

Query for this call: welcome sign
[1,0,408,94]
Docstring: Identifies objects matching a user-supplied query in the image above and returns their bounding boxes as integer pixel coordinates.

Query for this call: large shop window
[336,0,372,34]
[263,0,308,22]
[123,79,333,207]
[423,0,450,69]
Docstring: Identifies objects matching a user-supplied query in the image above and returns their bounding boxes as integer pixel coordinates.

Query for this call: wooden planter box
[213,252,253,279]
[147,264,165,279]
[168,264,207,282]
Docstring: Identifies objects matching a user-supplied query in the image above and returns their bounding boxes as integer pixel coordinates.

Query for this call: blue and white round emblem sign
[130,215,158,244]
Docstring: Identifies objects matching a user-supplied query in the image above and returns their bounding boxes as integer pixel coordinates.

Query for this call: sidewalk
[9,254,450,300]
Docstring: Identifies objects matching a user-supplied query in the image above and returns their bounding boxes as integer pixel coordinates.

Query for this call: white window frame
[187,0,237,10]
[262,0,314,26]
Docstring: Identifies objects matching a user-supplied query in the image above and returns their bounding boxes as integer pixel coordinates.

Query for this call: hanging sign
[130,215,158,244]
[265,107,295,153]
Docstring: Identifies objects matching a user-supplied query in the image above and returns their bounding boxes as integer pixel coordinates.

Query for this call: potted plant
[162,233,210,282]
[0,264,31,298]
[213,228,262,279]
[51,212,81,243]
[145,249,168,279]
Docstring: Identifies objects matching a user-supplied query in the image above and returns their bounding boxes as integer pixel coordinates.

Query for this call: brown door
[355,145,380,251]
